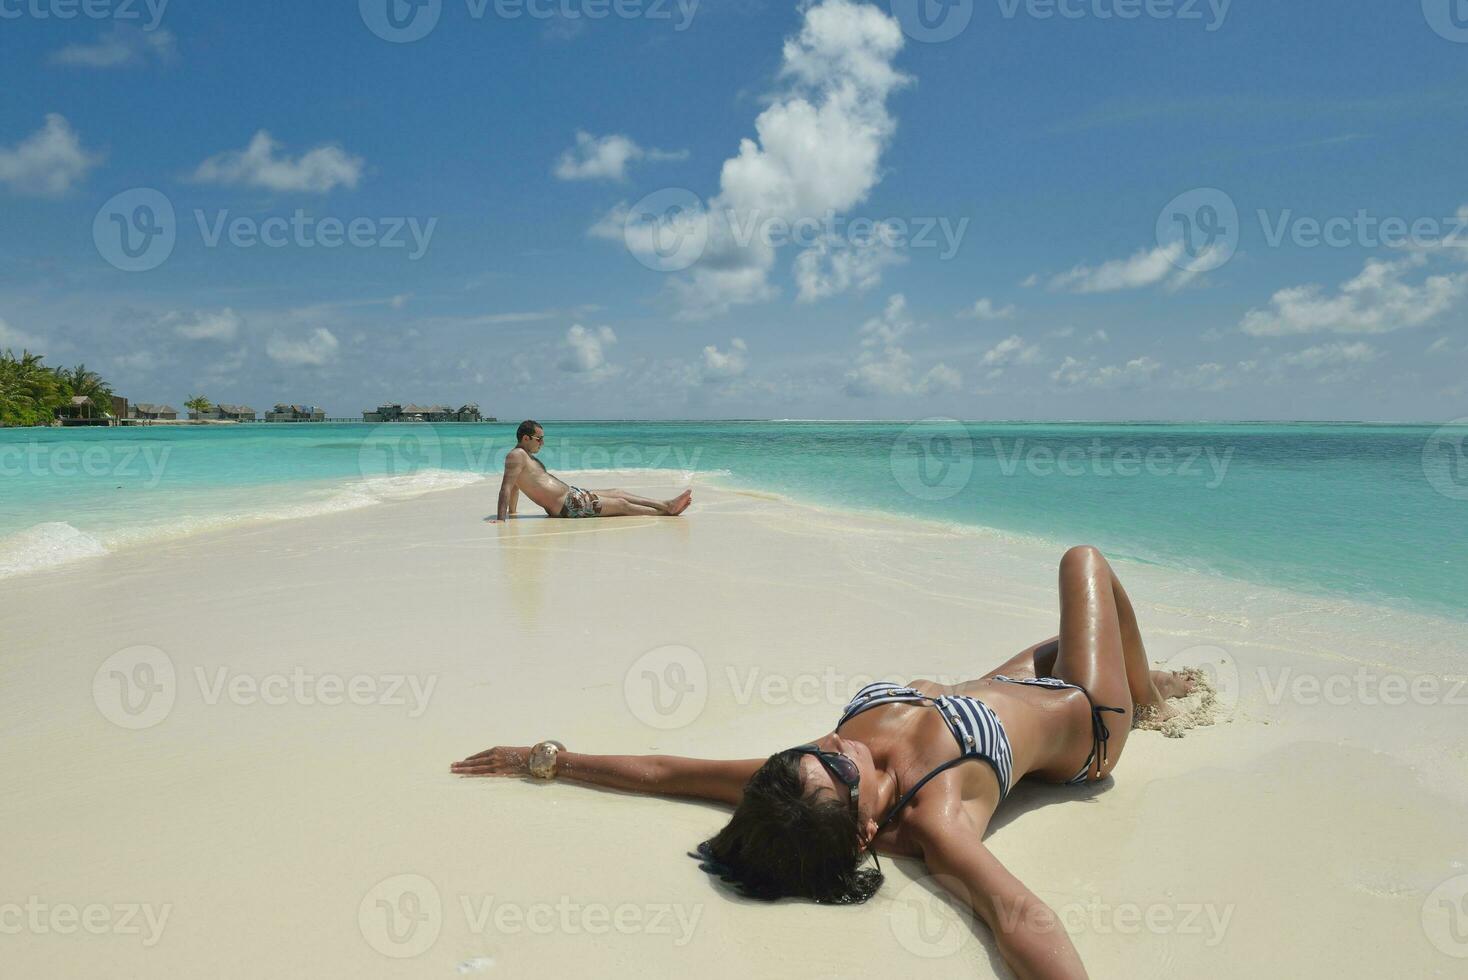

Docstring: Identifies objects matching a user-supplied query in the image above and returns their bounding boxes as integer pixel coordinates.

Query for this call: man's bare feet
[666,489,693,516]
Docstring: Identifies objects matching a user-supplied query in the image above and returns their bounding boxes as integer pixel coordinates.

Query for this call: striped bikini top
[837,681,1015,826]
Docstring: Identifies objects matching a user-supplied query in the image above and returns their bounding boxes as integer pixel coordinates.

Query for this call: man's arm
[450,746,762,806]
[494,450,526,522]
[914,816,1089,980]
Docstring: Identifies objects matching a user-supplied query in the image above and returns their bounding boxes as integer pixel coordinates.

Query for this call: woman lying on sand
[452,546,1195,979]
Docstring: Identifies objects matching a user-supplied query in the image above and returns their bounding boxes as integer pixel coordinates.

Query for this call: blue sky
[2,0,1466,420]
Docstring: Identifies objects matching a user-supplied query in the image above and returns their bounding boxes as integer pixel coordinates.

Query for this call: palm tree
[0,350,116,426]
[185,394,214,419]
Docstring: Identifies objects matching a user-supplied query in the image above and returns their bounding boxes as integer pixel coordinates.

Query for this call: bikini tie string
[1092,705,1126,769]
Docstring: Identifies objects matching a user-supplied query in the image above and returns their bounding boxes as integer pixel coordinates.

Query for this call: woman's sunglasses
[790,744,861,812]
[790,743,881,871]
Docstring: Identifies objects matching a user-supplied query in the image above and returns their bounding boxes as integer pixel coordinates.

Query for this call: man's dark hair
[695,750,883,905]
[516,420,541,444]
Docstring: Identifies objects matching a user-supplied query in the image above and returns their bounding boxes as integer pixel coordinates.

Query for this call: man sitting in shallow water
[490,420,693,522]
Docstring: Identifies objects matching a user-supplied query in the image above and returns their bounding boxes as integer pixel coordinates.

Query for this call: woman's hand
[450,746,533,776]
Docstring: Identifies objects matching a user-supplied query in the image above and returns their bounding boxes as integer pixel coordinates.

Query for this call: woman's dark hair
[515,419,541,443]
[696,749,883,904]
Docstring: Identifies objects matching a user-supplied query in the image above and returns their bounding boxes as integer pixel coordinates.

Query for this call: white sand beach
[3,471,1465,978]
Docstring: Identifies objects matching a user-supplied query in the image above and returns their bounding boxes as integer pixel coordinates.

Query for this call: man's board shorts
[559,486,602,518]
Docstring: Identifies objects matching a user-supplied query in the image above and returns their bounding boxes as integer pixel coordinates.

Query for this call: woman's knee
[1060,544,1105,572]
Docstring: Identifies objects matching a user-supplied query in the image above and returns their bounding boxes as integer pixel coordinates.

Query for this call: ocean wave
[0,522,110,579]
[552,467,734,481]
[0,469,485,580]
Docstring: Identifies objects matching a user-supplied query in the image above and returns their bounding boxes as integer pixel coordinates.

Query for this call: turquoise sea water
[2,420,1466,619]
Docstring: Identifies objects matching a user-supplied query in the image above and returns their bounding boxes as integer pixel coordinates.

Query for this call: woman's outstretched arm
[450,746,763,806]
[913,816,1089,980]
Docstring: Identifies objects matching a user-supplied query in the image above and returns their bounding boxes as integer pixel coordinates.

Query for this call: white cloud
[163,309,242,341]
[112,350,158,373]
[0,317,42,349]
[1277,341,1379,382]
[794,235,903,302]
[50,26,176,68]
[192,131,364,193]
[0,114,101,197]
[607,0,908,318]
[844,294,960,397]
[959,298,1016,321]
[558,324,618,375]
[1050,354,1162,389]
[702,338,749,379]
[1047,242,1193,294]
[553,131,686,181]
[1239,251,1467,336]
[1426,336,1451,354]
[266,327,339,367]
[1170,360,1259,392]
[858,293,914,347]
[980,334,1042,369]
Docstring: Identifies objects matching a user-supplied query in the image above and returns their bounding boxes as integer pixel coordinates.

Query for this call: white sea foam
[0,469,485,580]
[0,522,110,579]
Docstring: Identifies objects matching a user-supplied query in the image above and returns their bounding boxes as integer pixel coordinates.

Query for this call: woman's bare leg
[1048,545,1182,775]
[981,636,1060,681]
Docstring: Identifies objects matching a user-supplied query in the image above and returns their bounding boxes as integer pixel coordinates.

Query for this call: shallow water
[1,420,1465,618]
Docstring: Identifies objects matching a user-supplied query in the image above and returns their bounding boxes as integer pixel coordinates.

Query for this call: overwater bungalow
[363,402,485,423]
[265,404,326,422]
